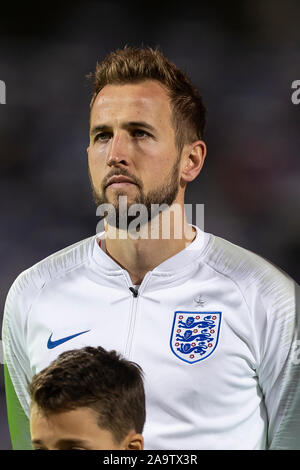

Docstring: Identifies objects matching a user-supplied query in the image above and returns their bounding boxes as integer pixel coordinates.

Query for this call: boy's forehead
[30,406,101,439]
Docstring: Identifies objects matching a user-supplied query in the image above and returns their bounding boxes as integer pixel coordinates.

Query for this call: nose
[106,131,131,167]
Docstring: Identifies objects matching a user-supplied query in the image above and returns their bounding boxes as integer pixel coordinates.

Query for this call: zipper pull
[129,287,138,298]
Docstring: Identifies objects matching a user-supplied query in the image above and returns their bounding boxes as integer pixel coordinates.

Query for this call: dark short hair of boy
[29,346,146,444]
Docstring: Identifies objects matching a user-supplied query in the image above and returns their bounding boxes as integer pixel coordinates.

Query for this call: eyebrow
[32,438,89,446]
[90,121,156,137]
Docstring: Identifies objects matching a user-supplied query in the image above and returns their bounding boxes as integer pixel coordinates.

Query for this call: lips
[106,175,136,187]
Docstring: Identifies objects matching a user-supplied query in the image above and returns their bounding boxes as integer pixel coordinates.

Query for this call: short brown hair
[29,346,146,443]
[88,46,206,151]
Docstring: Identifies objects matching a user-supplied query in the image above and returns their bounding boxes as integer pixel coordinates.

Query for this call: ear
[123,432,144,450]
[180,140,207,184]
[87,146,90,153]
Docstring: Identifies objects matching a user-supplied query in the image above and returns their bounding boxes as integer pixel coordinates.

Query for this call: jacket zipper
[123,271,151,359]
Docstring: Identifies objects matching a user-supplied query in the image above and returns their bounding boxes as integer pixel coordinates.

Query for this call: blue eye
[95,133,111,142]
[132,129,149,138]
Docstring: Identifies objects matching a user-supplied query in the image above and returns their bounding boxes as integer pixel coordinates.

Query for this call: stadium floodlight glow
[0,80,6,104]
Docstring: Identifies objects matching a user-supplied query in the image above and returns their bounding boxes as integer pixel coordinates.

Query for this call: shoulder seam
[202,235,263,366]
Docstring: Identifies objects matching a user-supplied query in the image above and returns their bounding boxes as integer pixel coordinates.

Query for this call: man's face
[30,404,143,450]
[87,80,182,227]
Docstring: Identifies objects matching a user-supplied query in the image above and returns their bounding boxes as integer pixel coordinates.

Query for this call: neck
[104,209,196,285]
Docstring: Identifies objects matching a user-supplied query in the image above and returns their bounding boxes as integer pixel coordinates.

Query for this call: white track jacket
[2,226,300,449]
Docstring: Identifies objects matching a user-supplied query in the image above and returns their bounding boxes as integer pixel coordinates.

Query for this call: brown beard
[89,155,181,230]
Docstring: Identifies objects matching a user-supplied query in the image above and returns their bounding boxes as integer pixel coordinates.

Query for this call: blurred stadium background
[0,0,299,449]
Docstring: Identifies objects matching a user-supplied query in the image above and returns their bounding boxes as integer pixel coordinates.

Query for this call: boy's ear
[124,431,144,450]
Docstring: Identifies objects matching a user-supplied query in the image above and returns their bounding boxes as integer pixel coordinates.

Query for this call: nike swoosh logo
[47,330,90,349]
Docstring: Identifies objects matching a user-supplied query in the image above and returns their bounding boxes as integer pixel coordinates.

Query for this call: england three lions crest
[170,311,222,364]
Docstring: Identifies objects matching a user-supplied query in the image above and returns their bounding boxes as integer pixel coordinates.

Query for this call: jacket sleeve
[253,275,300,449]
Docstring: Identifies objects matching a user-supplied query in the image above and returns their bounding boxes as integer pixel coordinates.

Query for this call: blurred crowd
[0,0,299,449]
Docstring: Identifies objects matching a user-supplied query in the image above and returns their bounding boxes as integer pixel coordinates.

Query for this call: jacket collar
[92,225,211,276]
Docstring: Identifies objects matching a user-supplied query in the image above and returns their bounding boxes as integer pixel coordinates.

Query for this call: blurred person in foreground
[29,346,145,450]
[2,46,300,450]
